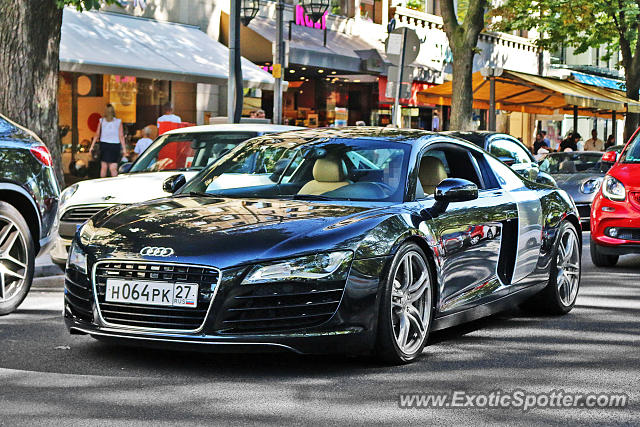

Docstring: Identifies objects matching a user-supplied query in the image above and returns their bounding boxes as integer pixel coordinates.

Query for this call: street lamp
[240,0,260,26]
[299,0,330,22]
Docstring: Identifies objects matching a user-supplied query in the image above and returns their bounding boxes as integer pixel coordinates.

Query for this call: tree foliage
[492,0,640,138]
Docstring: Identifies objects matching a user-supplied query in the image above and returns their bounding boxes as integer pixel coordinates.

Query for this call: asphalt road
[1,233,638,425]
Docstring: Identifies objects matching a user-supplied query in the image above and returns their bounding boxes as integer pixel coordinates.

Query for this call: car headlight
[242,251,353,284]
[602,175,626,201]
[59,184,78,210]
[67,240,87,274]
[79,221,97,245]
[580,178,602,194]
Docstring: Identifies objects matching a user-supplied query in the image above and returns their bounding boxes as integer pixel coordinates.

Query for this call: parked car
[591,129,640,266]
[50,124,301,268]
[539,151,615,227]
[0,113,60,315]
[443,131,557,186]
[64,127,581,364]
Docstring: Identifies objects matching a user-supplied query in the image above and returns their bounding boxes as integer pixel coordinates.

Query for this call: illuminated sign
[295,5,328,30]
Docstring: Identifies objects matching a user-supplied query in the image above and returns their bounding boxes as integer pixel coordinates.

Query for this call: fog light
[608,227,619,238]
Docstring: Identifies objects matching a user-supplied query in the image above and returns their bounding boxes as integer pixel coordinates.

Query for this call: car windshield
[179,137,411,202]
[620,132,640,163]
[129,131,259,173]
[539,152,610,174]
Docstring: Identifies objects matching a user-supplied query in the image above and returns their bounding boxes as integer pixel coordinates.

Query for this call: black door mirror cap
[435,178,479,203]
[163,174,187,193]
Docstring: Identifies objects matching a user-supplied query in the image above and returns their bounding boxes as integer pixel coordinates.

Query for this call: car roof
[163,124,304,135]
[440,131,508,147]
[253,126,435,142]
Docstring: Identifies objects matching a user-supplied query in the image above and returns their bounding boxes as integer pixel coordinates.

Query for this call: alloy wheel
[556,227,580,306]
[390,251,431,355]
[0,216,28,303]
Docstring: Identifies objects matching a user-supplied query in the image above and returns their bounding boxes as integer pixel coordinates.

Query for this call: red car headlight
[602,175,626,201]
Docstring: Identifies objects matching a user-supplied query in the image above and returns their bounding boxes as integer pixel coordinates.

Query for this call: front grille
[630,192,640,210]
[64,268,94,322]
[576,204,591,219]
[94,261,220,331]
[61,205,113,223]
[217,281,346,334]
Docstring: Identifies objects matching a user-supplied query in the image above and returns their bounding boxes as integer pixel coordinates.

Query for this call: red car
[590,127,640,266]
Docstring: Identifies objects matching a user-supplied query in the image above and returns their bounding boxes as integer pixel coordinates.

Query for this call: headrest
[419,156,448,194]
[313,157,346,182]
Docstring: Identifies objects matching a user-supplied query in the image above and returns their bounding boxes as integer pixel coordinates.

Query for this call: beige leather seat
[298,157,350,195]
[419,156,448,195]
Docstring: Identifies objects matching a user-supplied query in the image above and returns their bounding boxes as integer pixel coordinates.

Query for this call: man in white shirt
[133,126,154,160]
[583,129,604,151]
[431,110,440,131]
[157,102,182,127]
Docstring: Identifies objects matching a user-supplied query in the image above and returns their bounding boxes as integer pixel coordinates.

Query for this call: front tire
[590,241,618,267]
[375,243,433,364]
[0,201,35,316]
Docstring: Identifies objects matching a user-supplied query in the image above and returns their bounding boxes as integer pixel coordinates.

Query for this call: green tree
[492,0,640,141]
[0,0,118,186]
[440,0,488,131]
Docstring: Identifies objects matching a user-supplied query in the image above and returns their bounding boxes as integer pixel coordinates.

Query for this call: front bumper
[63,256,389,355]
[591,192,640,255]
[50,236,71,266]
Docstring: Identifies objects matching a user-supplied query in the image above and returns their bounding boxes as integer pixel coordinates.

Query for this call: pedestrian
[431,110,440,131]
[255,109,266,119]
[532,132,550,155]
[90,104,127,178]
[355,120,366,126]
[604,134,615,150]
[583,129,604,151]
[157,102,181,128]
[133,126,154,161]
[541,130,551,146]
[559,132,579,152]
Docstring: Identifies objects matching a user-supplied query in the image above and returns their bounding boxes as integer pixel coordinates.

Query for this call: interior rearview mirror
[163,174,186,193]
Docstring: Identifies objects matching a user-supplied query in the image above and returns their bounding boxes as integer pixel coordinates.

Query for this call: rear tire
[375,243,433,364]
[590,241,618,267]
[522,221,580,315]
[0,201,35,316]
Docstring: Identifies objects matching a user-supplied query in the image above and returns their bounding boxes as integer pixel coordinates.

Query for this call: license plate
[105,279,198,308]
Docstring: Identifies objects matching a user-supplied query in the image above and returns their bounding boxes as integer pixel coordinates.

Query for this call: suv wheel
[0,201,35,315]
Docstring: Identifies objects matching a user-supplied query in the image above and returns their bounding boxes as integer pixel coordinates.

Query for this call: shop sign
[295,5,328,30]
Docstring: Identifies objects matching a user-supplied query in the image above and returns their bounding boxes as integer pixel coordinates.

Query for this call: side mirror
[601,150,618,163]
[536,171,557,187]
[498,156,516,166]
[118,162,133,174]
[435,178,479,203]
[162,174,186,193]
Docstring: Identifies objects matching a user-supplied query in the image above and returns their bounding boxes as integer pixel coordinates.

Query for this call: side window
[416,144,484,198]
[490,139,531,165]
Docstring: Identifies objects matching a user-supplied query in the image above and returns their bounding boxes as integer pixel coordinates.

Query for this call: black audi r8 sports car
[64,128,581,363]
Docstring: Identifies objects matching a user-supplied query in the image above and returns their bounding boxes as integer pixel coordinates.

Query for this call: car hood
[83,197,393,269]
[609,163,640,190]
[551,173,604,203]
[65,171,199,208]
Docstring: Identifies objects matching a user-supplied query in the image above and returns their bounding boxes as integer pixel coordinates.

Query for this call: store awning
[571,71,626,91]
[60,8,276,89]
[417,70,640,117]
[222,12,388,73]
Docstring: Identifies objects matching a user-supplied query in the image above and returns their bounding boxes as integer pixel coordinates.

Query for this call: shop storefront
[58,7,275,176]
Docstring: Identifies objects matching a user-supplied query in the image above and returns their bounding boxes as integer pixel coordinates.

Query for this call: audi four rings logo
[140,246,175,257]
